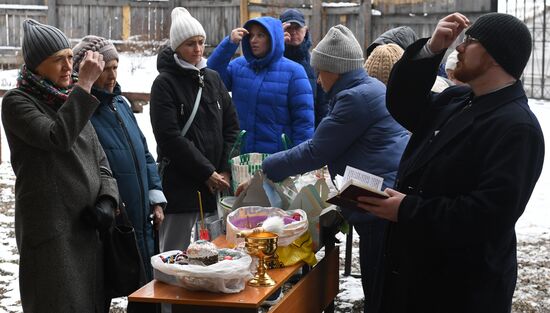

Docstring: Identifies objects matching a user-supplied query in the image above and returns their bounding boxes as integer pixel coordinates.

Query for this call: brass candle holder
[244,232,278,287]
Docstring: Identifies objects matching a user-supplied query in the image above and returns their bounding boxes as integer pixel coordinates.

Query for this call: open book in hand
[326,166,389,209]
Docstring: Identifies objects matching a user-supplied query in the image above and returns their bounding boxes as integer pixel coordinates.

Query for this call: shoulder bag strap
[181,73,205,137]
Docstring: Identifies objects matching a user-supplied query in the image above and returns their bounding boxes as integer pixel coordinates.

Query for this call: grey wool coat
[1,86,119,313]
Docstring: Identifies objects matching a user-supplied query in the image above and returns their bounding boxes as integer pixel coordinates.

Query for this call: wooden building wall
[0,0,496,67]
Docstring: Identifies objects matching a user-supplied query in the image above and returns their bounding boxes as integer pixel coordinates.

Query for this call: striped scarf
[16,65,77,109]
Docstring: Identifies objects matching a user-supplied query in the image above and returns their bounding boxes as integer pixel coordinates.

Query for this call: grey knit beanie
[72,35,119,72]
[170,7,206,50]
[22,19,71,71]
[465,13,532,79]
[311,25,364,74]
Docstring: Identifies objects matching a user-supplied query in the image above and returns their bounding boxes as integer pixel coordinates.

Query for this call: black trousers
[355,218,389,313]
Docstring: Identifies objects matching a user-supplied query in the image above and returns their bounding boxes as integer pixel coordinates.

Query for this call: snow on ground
[517,101,550,241]
[116,52,158,94]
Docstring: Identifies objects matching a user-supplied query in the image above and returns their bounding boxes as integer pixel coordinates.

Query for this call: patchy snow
[0,4,47,10]
[0,69,17,92]
[516,102,550,241]
[116,53,158,93]
[135,104,157,160]
[322,2,359,8]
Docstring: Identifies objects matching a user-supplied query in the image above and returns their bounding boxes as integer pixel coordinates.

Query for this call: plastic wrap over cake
[151,249,253,293]
[226,206,308,246]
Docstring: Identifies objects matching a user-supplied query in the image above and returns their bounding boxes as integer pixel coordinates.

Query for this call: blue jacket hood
[242,17,284,69]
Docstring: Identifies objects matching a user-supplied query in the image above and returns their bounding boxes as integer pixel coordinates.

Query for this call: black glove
[84,196,116,232]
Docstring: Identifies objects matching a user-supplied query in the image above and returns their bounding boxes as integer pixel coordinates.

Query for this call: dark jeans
[355,218,389,313]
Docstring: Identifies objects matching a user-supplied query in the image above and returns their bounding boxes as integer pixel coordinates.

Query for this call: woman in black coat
[150,7,239,253]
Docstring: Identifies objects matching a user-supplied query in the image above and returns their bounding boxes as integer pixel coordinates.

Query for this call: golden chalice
[245,232,278,287]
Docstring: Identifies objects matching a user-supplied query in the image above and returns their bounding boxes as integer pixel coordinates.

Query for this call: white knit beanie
[169,7,206,51]
[311,24,364,74]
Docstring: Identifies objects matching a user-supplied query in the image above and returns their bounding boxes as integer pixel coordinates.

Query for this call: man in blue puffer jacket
[73,36,167,313]
[208,16,314,153]
[262,25,409,313]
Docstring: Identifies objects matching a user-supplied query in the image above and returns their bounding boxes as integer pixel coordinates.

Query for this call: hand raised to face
[428,12,470,54]
[230,27,249,45]
[76,51,105,93]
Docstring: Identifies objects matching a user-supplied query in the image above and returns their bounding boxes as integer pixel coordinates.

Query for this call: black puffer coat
[150,47,239,214]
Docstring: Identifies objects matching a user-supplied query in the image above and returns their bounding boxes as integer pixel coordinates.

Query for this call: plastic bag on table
[230,152,270,193]
[232,171,290,210]
[151,250,253,293]
[276,231,317,266]
[226,206,308,247]
[228,131,294,194]
[287,178,330,251]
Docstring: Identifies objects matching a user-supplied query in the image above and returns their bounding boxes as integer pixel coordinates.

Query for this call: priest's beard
[454,53,493,83]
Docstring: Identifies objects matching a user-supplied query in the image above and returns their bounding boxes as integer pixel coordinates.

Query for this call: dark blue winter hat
[280,9,306,27]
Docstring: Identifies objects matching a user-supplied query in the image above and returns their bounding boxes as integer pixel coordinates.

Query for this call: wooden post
[47,0,57,27]
[240,0,249,26]
[490,0,498,11]
[311,0,322,47]
[359,0,372,57]
[122,4,131,41]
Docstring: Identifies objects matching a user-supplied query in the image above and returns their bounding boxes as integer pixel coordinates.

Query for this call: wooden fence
[371,0,496,38]
[0,0,375,66]
[0,0,499,70]
[0,0,498,70]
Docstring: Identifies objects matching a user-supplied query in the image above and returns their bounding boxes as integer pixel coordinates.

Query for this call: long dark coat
[150,47,239,214]
[1,86,119,313]
[382,39,545,313]
[91,85,164,280]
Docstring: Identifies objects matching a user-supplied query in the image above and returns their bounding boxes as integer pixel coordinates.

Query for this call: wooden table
[129,223,340,313]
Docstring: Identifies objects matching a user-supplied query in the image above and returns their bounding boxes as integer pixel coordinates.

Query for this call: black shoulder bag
[103,203,147,298]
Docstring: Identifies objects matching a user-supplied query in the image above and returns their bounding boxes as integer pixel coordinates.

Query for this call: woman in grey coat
[1,20,119,312]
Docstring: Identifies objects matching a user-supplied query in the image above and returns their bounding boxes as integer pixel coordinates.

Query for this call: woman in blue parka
[73,36,167,289]
[262,25,410,313]
[207,16,314,153]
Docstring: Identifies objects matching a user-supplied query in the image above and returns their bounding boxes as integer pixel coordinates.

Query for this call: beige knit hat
[170,7,206,51]
[311,25,364,74]
[364,43,403,85]
[72,35,119,72]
